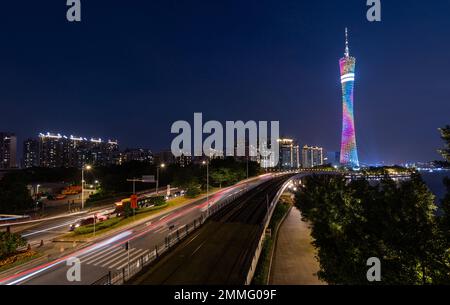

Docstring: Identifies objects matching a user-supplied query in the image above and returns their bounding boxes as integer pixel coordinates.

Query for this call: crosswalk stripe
[87,247,129,266]
[93,248,131,266]
[110,249,146,269]
[83,247,122,264]
[78,247,107,260]
[99,249,136,267]
[114,249,150,270]
[114,249,149,270]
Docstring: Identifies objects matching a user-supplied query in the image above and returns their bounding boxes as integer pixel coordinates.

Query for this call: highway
[129,175,292,285]
[0,174,274,285]
[1,188,170,247]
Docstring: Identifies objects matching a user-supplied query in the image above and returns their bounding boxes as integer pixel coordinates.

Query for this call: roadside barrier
[92,185,254,285]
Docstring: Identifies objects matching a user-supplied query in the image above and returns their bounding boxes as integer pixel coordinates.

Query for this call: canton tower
[339,28,359,168]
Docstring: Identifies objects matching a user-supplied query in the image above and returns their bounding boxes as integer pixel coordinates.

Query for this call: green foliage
[296,174,450,285]
[0,232,27,259]
[0,172,34,213]
[74,217,122,235]
[210,168,234,187]
[86,190,116,204]
[252,200,291,285]
[148,196,166,206]
[438,125,450,248]
[252,238,273,285]
[135,203,168,215]
[185,185,201,198]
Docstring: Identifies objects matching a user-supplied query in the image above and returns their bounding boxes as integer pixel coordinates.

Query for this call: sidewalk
[269,207,325,285]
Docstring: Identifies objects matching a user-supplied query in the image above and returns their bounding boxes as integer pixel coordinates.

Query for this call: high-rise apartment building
[302,145,324,168]
[0,132,17,169]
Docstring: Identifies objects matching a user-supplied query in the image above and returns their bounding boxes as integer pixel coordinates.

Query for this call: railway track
[129,175,292,285]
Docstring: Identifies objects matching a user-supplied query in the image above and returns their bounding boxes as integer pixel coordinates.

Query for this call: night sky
[1,0,449,165]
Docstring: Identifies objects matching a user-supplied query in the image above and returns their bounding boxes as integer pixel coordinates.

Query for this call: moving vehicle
[69,214,109,231]
[114,194,166,216]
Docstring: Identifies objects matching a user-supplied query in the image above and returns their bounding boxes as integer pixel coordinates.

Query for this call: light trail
[0,175,272,285]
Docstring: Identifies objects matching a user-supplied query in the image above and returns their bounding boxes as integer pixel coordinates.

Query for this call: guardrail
[244,175,297,285]
[91,185,253,285]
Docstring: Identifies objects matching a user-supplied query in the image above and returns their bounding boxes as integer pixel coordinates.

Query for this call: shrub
[0,232,27,259]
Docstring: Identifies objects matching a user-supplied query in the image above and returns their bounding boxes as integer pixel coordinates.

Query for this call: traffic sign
[142,175,155,183]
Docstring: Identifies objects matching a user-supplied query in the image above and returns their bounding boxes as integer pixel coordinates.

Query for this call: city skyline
[1,1,450,165]
[1,1,450,290]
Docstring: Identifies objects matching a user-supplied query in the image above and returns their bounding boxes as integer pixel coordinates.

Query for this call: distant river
[420,171,449,209]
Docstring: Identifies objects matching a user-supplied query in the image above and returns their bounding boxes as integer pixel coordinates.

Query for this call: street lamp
[156,163,165,195]
[81,165,92,210]
[202,160,209,202]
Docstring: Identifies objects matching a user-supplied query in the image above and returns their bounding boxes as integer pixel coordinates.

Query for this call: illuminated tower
[339,28,359,168]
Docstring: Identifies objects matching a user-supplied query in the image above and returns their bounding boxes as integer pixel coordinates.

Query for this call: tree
[438,125,450,164]
[210,168,232,188]
[0,232,27,259]
[0,172,34,214]
[295,174,450,284]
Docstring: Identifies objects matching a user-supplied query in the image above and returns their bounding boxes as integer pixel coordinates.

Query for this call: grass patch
[74,217,123,235]
[252,198,292,285]
[65,187,221,240]
[0,251,43,273]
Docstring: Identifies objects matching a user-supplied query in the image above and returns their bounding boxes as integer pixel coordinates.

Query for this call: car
[69,214,109,231]
[69,217,95,231]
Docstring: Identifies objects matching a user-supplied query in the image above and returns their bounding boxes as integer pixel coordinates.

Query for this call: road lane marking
[159,214,171,220]
[114,249,148,270]
[82,247,121,264]
[109,249,146,269]
[86,247,125,265]
[93,249,130,266]
[99,249,133,267]
[21,220,76,237]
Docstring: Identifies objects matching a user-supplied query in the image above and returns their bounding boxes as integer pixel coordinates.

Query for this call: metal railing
[92,187,251,285]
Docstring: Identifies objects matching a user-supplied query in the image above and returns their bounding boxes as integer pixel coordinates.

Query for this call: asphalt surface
[269,207,325,285]
[130,175,292,285]
[0,175,273,285]
[3,188,168,246]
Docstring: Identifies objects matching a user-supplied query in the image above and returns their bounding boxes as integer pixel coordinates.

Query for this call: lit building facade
[302,145,324,168]
[23,138,40,168]
[121,148,153,164]
[278,138,300,169]
[339,28,360,168]
[0,132,17,169]
[23,132,119,168]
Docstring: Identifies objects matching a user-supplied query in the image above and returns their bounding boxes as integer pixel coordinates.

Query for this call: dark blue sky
[1,0,449,164]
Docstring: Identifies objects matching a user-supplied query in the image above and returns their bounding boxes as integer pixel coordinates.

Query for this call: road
[0,174,274,285]
[130,175,292,285]
[2,187,171,247]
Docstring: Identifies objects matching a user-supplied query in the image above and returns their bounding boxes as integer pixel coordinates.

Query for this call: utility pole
[246,156,249,180]
[156,163,166,195]
[202,160,209,202]
[81,165,92,210]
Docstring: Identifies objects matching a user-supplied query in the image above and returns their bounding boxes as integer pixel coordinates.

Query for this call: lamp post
[156,163,165,195]
[81,165,92,210]
[202,160,209,202]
